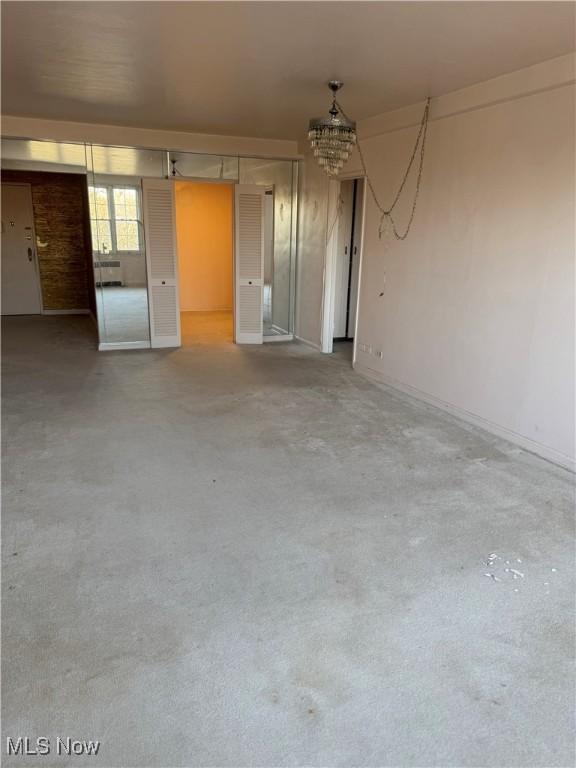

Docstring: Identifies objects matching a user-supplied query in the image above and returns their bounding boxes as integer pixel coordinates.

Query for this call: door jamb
[320,179,340,354]
[320,174,367,362]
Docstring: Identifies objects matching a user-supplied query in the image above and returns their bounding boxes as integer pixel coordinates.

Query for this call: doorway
[175,181,234,344]
[1,183,42,315]
[325,178,365,360]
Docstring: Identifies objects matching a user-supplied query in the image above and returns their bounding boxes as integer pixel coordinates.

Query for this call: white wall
[296,54,575,469]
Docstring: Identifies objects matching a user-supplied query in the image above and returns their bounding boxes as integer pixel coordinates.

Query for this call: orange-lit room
[175,181,234,344]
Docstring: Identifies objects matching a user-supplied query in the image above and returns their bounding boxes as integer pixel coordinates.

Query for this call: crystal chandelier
[308,81,357,176]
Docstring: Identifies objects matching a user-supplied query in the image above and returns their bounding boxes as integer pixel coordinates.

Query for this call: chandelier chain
[335,97,431,241]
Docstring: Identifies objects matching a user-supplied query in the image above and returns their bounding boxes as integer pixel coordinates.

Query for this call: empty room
[1,2,574,767]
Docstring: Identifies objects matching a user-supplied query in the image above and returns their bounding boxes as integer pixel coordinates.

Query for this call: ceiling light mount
[308,81,357,177]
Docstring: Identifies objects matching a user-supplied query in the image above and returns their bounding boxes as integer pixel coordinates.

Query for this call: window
[88,185,141,254]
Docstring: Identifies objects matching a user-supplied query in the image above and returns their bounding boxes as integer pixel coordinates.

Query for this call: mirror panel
[169,152,239,181]
[86,176,150,346]
[1,139,88,173]
[85,144,168,346]
[87,145,167,178]
[238,158,296,335]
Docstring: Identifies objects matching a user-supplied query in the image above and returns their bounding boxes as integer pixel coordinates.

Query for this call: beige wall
[296,54,576,469]
[175,182,233,312]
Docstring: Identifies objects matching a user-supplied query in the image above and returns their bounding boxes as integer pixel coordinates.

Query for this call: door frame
[1,182,44,315]
[320,174,367,362]
[172,177,236,344]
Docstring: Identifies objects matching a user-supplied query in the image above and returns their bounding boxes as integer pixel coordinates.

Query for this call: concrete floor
[2,316,574,768]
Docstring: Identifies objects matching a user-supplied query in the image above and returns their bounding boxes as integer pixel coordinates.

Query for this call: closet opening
[332,178,365,361]
[175,181,234,345]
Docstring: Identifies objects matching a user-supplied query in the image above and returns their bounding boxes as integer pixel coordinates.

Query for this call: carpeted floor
[2,315,574,767]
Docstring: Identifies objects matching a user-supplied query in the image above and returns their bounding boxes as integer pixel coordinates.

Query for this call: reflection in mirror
[85,145,167,347]
[1,139,88,173]
[168,152,238,181]
[88,178,150,345]
[238,158,296,335]
[88,145,168,178]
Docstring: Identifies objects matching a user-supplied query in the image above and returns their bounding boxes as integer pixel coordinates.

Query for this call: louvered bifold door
[142,179,181,348]
[234,185,265,344]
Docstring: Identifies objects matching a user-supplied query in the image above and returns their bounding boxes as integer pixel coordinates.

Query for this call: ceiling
[2,1,574,140]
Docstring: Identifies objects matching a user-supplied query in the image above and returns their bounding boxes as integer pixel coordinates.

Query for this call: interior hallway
[2,316,573,768]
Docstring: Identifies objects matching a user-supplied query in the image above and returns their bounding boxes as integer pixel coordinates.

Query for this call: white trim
[354,361,575,473]
[43,309,90,315]
[294,335,322,352]
[351,179,367,368]
[263,333,293,343]
[98,340,150,351]
[320,179,341,354]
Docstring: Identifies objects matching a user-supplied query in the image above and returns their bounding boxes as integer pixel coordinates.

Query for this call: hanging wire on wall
[335,96,431,241]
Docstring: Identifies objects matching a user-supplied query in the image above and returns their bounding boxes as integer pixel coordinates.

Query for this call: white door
[142,179,181,348]
[1,184,42,315]
[234,185,265,344]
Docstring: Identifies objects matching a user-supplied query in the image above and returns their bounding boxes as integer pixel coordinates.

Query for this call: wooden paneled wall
[2,171,94,311]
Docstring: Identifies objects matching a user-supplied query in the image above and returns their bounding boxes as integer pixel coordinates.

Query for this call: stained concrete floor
[2,316,574,768]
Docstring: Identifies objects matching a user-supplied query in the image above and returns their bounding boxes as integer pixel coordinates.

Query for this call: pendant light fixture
[309,82,432,241]
[308,81,357,176]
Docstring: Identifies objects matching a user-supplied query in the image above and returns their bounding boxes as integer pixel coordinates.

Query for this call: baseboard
[43,309,90,315]
[354,361,575,473]
[263,333,294,343]
[98,341,150,351]
[294,335,322,352]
